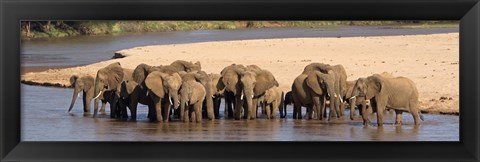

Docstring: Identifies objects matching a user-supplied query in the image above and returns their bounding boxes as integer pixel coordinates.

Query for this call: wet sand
[21,33,459,114]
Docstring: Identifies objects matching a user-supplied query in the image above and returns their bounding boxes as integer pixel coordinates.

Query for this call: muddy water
[21,84,459,141]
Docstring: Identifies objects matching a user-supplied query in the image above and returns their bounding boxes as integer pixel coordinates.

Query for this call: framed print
[1,0,479,161]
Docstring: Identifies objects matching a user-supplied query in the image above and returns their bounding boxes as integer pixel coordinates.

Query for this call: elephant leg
[83,92,92,114]
[162,102,171,122]
[410,102,422,125]
[375,99,385,127]
[251,98,259,119]
[195,103,202,123]
[226,95,234,118]
[361,103,370,125]
[148,103,156,122]
[100,101,107,113]
[312,96,321,120]
[292,103,299,119]
[154,97,163,122]
[118,99,128,119]
[234,95,243,120]
[130,101,138,121]
[214,98,221,119]
[395,110,403,125]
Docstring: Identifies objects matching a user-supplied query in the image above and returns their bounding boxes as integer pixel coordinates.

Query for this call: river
[20,26,459,141]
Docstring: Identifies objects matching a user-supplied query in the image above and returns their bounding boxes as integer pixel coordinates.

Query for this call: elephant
[240,66,279,120]
[209,73,225,119]
[170,60,202,72]
[118,79,142,120]
[220,64,247,120]
[257,86,284,119]
[350,74,424,126]
[303,63,347,120]
[179,72,206,122]
[144,71,182,122]
[191,71,215,120]
[345,72,393,120]
[68,75,94,113]
[345,80,370,120]
[291,74,314,119]
[92,62,133,118]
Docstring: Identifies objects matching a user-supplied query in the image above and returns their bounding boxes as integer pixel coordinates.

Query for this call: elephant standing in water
[257,86,284,119]
[220,64,247,120]
[144,70,182,122]
[239,65,279,120]
[209,73,225,119]
[67,75,94,113]
[92,62,133,118]
[291,74,314,119]
[304,63,347,120]
[179,72,206,122]
[350,74,424,126]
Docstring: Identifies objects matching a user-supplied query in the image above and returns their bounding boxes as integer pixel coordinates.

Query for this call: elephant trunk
[327,85,338,119]
[205,86,215,120]
[68,88,80,113]
[179,92,188,121]
[349,96,357,120]
[172,92,180,110]
[244,90,255,120]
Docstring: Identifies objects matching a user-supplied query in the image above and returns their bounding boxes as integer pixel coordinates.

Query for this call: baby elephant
[179,73,206,123]
[258,86,284,119]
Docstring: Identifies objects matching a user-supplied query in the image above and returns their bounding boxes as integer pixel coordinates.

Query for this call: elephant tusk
[93,90,103,99]
[169,97,173,105]
[251,95,254,98]
[339,97,343,103]
[240,93,244,100]
[349,96,356,100]
[212,95,215,98]
[146,90,149,96]
[333,93,338,98]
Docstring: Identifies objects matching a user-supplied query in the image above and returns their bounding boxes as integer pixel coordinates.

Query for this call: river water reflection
[21,84,459,141]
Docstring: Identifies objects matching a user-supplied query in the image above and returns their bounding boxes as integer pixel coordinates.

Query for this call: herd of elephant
[68,60,424,126]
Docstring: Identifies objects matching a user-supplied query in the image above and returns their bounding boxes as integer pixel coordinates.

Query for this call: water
[21,26,458,69]
[20,27,459,141]
[21,84,458,141]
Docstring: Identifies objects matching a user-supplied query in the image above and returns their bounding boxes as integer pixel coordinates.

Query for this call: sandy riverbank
[21,33,459,114]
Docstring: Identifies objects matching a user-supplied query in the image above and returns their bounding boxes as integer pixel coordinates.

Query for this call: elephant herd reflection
[68,60,424,126]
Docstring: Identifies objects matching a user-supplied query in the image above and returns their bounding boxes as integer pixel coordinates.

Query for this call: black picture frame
[1,0,479,161]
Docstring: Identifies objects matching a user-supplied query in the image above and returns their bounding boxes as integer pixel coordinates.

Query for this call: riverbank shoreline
[21,33,460,115]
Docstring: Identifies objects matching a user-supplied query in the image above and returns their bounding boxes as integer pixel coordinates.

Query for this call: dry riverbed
[21,33,459,114]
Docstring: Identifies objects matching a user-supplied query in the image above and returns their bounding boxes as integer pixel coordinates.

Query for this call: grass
[21,21,459,39]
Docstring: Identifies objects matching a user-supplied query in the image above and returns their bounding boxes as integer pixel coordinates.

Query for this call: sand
[21,33,459,114]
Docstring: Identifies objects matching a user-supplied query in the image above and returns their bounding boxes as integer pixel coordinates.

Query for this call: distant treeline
[21,21,458,39]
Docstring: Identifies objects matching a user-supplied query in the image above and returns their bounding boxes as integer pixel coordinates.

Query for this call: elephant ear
[69,75,78,87]
[253,70,277,96]
[194,61,202,71]
[133,63,152,84]
[194,71,208,84]
[216,76,226,91]
[103,62,124,90]
[306,71,323,95]
[145,71,165,98]
[366,75,383,99]
[83,76,95,91]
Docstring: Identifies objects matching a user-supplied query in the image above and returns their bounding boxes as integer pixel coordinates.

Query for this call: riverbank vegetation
[21,21,458,39]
